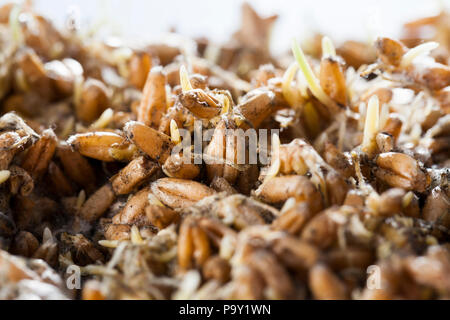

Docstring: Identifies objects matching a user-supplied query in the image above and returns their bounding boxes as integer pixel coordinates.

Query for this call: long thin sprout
[401,42,439,68]
[292,39,335,109]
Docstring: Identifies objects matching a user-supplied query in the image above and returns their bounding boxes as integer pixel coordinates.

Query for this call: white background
[3,0,450,54]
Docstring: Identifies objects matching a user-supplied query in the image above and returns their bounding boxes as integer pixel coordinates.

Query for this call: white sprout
[98,240,120,249]
[0,170,11,185]
[401,42,439,68]
[170,119,181,145]
[322,36,336,58]
[91,108,114,129]
[180,65,193,93]
[173,271,202,300]
[362,95,380,154]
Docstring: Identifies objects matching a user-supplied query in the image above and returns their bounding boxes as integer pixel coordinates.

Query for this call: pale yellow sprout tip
[91,108,114,129]
[362,95,380,153]
[264,158,281,183]
[76,190,86,210]
[402,191,414,208]
[170,119,181,144]
[131,225,144,244]
[282,62,300,107]
[180,65,193,93]
[322,36,336,58]
[221,96,230,115]
[99,240,120,248]
[148,193,165,207]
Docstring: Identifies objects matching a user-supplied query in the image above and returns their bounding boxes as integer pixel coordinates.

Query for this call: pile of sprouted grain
[0,2,449,300]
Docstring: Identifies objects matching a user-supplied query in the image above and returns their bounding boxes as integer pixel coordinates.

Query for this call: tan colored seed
[272,236,320,271]
[301,209,338,249]
[180,90,222,119]
[146,204,180,230]
[376,152,428,192]
[8,166,34,196]
[162,153,201,180]
[137,67,167,128]
[255,175,323,214]
[375,37,407,66]
[79,184,116,222]
[205,120,240,184]
[423,187,450,229]
[104,224,131,241]
[272,202,315,235]
[309,264,349,300]
[47,162,75,196]
[21,129,57,179]
[68,132,128,162]
[128,51,152,90]
[57,143,96,193]
[124,121,174,165]
[246,250,294,300]
[112,188,152,226]
[178,218,195,270]
[111,156,158,195]
[76,78,110,123]
[237,90,275,128]
[151,178,216,209]
[320,57,347,106]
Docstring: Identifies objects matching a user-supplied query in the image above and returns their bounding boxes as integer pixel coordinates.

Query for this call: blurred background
[3,0,450,54]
